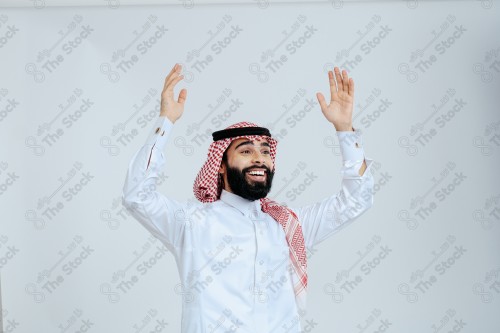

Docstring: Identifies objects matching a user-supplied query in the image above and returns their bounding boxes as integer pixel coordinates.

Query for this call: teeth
[249,170,265,176]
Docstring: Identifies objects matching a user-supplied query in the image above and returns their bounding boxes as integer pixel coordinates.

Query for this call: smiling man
[122,63,375,333]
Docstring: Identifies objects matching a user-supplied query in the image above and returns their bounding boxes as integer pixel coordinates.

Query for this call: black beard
[224,162,274,201]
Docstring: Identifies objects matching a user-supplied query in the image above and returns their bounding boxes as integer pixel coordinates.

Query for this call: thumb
[316,92,328,112]
[178,89,187,104]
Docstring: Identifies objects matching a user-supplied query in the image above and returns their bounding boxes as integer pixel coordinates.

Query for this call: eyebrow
[234,141,270,150]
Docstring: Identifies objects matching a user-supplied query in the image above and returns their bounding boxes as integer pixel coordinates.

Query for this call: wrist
[160,113,177,124]
[333,123,354,131]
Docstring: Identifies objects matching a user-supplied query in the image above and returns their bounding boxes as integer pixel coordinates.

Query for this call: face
[219,137,275,201]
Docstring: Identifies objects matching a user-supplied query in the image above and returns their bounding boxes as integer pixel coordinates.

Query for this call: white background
[1,0,499,332]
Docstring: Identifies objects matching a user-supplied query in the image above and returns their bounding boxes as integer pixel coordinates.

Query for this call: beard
[224,162,274,201]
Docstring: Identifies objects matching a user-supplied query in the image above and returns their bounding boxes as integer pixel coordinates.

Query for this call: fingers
[329,70,337,100]
[334,67,343,95]
[165,64,183,90]
[316,92,327,111]
[331,67,354,97]
[163,63,183,92]
[178,88,187,104]
[163,63,180,90]
[341,69,349,92]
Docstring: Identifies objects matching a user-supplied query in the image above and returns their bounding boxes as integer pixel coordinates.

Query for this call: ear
[218,161,225,174]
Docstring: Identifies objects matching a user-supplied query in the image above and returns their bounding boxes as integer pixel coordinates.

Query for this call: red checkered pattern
[193,121,308,309]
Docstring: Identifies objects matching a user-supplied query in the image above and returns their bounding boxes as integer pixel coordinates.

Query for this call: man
[122,63,375,333]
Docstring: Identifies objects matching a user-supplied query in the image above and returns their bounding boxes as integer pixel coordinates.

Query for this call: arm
[121,63,188,253]
[290,128,375,248]
[290,67,375,248]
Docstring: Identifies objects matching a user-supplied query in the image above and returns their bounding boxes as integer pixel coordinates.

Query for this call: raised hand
[160,63,187,124]
[316,67,354,131]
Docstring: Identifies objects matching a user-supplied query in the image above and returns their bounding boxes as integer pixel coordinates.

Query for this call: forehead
[229,137,270,149]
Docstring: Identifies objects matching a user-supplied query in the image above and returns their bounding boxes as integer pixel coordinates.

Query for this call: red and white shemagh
[193,121,308,310]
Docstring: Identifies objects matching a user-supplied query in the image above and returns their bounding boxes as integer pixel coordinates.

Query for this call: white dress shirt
[122,116,375,333]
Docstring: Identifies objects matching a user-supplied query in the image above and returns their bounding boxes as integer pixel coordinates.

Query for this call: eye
[241,150,251,154]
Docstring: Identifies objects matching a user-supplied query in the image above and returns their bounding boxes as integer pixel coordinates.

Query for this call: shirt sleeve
[289,128,375,249]
[121,116,187,253]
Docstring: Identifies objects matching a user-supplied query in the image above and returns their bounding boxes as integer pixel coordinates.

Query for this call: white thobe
[122,116,375,333]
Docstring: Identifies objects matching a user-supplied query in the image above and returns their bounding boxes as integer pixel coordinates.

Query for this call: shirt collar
[219,189,261,217]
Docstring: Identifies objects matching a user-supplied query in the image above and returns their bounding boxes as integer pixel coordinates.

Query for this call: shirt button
[259,260,264,265]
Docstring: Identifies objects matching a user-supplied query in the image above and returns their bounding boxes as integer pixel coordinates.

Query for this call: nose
[251,150,268,163]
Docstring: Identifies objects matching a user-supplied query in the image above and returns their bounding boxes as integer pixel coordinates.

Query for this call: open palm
[160,63,187,124]
[316,67,354,131]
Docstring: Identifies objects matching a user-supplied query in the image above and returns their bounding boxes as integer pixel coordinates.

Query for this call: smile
[247,169,266,181]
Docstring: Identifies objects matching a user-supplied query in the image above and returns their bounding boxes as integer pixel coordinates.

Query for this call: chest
[180,205,291,279]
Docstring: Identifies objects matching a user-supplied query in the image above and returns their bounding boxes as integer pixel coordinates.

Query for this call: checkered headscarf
[193,121,308,311]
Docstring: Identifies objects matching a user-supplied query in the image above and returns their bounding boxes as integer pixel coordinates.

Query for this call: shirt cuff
[336,128,365,163]
[145,116,174,150]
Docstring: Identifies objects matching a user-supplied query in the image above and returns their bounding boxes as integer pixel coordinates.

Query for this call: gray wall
[1,1,499,332]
